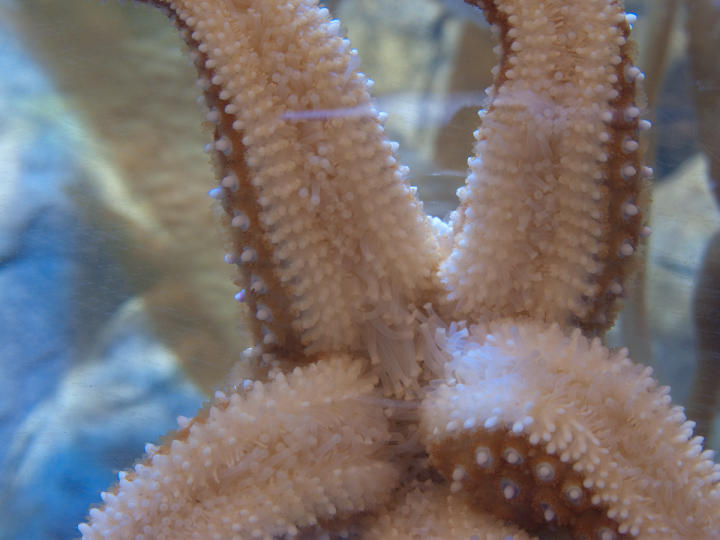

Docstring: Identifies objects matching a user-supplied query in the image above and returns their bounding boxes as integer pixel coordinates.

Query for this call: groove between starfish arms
[77,0,720,539]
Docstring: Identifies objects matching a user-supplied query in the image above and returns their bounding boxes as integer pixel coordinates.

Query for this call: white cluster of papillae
[79,0,720,538]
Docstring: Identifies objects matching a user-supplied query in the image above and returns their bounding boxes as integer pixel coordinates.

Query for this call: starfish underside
[79,0,720,538]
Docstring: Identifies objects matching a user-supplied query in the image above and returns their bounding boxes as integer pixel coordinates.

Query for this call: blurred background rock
[0,0,717,538]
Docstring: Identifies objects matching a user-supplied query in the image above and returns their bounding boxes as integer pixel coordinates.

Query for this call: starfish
[79,0,720,538]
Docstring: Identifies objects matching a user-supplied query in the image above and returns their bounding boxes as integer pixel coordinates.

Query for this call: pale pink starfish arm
[421,320,720,537]
[441,0,648,334]
[79,355,398,539]
[158,0,440,357]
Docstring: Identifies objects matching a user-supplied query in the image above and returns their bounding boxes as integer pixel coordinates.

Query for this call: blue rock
[0,17,203,540]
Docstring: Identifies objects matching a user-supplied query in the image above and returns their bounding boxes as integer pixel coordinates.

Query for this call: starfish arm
[421,321,720,537]
[363,480,535,539]
[144,0,440,357]
[441,0,648,333]
[79,355,399,539]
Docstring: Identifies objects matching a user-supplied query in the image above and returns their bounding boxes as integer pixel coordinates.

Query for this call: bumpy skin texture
[80,356,399,539]
[79,0,720,538]
[164,0,441,359]
[443,0,646,335]
[363,480,533,539]
[422,321,720,537]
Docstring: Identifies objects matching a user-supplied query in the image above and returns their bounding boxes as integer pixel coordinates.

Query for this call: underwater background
[0,0,718,538]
